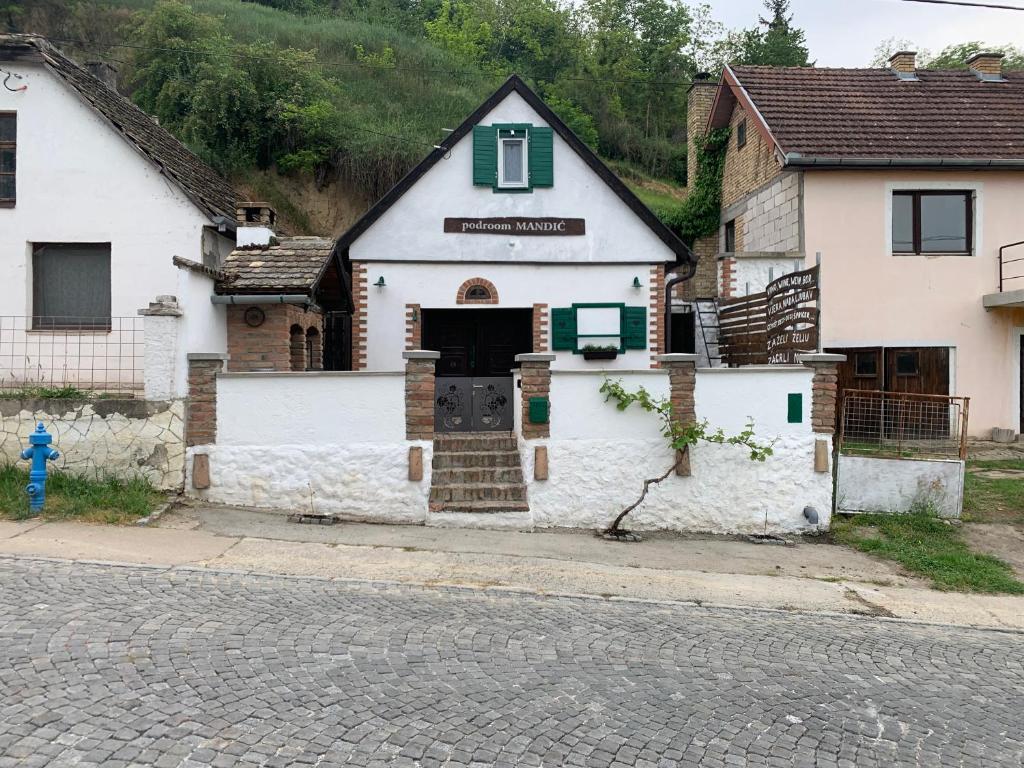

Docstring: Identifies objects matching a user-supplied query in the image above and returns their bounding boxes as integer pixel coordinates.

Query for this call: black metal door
[435,376,513,432]
[323,311,351,371]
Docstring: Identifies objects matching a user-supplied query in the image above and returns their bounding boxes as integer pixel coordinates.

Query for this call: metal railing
[838,389,970,461]
[0,316,144,394]
[998,240,1024,292]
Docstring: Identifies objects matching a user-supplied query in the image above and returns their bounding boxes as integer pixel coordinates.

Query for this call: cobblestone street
[1,558,1022,767]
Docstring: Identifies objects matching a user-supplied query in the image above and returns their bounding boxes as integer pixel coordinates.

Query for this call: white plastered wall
[187,372,431,521]
[0,62,216,386]
[518,367,832,534]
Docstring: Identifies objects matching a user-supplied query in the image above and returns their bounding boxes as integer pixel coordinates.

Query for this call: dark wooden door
[425,309,532,378]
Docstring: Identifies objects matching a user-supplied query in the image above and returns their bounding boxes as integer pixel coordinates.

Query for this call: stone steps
[429,431,529,515]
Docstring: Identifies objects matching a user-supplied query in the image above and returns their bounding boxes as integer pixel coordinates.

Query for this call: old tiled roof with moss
[0,34,236,220]
[723,65,1024,162]
[220,237,336,294]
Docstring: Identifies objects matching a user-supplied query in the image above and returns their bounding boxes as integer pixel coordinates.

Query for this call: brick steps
[429,431,529,515]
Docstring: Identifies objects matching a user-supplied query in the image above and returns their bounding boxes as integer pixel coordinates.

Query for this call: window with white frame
[498,134,527,188]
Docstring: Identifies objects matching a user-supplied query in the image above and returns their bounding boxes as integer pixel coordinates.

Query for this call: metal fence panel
[838,389,969,460]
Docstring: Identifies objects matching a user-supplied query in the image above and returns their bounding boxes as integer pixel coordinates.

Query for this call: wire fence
[838,389,970,460]
[0,316,144,395]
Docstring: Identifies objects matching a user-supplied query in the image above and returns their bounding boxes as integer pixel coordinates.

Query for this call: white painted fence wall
[516,366,832,534]
[836,456,964,518]
[187,372,432,521]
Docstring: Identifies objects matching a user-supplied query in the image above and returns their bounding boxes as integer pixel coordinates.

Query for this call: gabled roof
[712,64,1024,168]
[219,237,336,294]
[0,34,237,221]
[336,75,695,264]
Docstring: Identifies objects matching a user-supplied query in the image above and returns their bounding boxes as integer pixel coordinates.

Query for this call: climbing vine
[599,378,775,537]
[656,126,731,243]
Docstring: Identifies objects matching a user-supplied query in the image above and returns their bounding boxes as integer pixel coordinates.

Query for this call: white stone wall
[517,367,833,534]
[188,372,433,521]
[721,254,805,297]
[724,172,802,254]
[837,455,964,518]
[0,398,185,490]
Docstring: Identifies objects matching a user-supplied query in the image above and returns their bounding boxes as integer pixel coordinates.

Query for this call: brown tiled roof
[725,65,1024,162]
[1,34,236,220]
[220,237,335,294]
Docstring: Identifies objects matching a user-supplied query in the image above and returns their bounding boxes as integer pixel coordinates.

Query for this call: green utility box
[787,393,803,424]
[528,396,550,424]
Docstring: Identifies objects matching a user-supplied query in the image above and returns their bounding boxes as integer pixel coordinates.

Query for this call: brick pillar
[655,353,697,476]
[718,255,737,298]
[516,353,554,440]
[649,263,665,367]
[404,350,439,440]
[799,353,846,435]
[186,353,227,447]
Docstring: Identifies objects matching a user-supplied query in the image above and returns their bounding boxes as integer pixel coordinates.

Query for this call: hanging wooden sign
[444,217,586,236]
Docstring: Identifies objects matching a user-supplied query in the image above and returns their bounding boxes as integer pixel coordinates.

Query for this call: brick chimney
[235,202,277,248]
[686,74,718,188]
[888,51,918,79]
[85,61,119,91]
[967,51,1006,81]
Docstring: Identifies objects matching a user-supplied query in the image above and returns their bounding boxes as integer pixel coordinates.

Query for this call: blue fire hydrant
[21,423,59,514]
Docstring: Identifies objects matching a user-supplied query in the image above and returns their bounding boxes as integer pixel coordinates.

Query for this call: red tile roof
[724,65,1024,163]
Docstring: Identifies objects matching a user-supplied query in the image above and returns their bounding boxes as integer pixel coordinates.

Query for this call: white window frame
[885,180,982,258]
[497,135,528,189]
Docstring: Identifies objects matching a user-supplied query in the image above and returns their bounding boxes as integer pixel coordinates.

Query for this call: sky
[704,0,1024,66]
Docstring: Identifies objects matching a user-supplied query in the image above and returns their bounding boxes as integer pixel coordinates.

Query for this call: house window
[724,220,737,253]
[0,113,14,207]
[854,351,878,377]
[32,243,112,329]
[737,119,747,149]
[895,350,919,376]
[465,285,491,301]
[892,191,972,255]
[551,304,647,353]
[498,134,527,189]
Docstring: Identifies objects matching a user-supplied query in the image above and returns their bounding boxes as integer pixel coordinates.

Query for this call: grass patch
[963,460,1024,525]
[0,465,163,524]
[832,510,1024,594]
[0,386,90,400]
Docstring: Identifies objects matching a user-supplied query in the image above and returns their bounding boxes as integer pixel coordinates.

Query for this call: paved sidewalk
[2,503,1024,631]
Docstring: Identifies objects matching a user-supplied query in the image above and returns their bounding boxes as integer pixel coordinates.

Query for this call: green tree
[734,0,810,67]
[927,41,1024,70]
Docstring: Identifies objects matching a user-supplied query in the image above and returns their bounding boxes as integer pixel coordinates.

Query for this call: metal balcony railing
[998,240,1024,292]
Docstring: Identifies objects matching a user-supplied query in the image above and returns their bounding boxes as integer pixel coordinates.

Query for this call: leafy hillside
[5,0,811,234]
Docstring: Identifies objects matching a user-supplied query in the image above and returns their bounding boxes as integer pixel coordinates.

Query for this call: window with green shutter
[549,304,648,353]
[471,123,553,192]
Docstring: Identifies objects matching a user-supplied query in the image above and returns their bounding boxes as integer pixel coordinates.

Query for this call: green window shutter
[472,125,498,187]
[622,306,647,350]
[551,307,577,350]
[529,127,554,188]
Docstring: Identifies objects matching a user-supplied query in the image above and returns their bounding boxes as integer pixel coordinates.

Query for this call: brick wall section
[351,262,368,370]
[649,264,665,366]
[678,234,720,301]
[404,352,438,440]
[186,355,225,447]
[718,256,737,298]
[405,304,422,350]
[721,105,784,210]
[227,304,323,372]
[456,277,499,304]
[532,304,549,353]
[800,354,845,434]
[686,82,718,187]
[723,173,802,254]
[518,355,553,440]
[657,354,697,476]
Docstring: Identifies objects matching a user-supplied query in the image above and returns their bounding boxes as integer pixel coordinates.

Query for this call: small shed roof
[219,237,336,294]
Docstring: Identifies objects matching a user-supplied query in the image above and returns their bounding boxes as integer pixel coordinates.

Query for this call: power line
[895,0,1024,10]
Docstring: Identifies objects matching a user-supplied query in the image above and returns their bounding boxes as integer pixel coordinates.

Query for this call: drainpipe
[663,244,698,354]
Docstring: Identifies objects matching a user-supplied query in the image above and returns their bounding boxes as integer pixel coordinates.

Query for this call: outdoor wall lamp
[632,276,642,289]
[374,276,386,289]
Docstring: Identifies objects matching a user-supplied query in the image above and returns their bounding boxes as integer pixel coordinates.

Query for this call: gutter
[211,294,313,306]
[784,154,1024,170]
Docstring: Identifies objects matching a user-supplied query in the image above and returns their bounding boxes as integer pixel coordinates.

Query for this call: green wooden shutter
[472,125,498,187]
[529,127,554,188]
[622,306,647,350]
[551,307,577,350]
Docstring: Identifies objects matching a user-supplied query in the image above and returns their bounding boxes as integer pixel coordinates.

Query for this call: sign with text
[444,217,586,236]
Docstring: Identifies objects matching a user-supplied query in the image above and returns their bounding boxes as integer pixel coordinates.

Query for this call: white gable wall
[349,91,676,264]
[0,62,217,387]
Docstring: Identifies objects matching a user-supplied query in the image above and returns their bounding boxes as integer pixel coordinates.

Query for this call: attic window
[465,285,491,300]
[737,119,748,149]
[0,113,14,207]
[499,134,527,188]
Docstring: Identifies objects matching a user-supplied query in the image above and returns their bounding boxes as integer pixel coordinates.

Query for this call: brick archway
[456,277,499,305]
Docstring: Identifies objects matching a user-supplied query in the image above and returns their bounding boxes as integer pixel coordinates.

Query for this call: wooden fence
[719,266,819,366]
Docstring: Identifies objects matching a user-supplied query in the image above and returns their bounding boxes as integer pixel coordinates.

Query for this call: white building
[0,34,236,393]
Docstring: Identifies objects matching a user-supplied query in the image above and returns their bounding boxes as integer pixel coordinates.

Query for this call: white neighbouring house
[182,76,841,534]
[0,34,236,395]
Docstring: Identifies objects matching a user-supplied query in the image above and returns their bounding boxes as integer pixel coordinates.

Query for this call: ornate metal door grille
[435,377,512,432]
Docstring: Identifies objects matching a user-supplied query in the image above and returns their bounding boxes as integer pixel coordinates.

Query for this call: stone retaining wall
[0,398,185,490]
